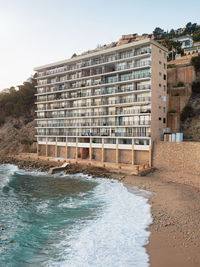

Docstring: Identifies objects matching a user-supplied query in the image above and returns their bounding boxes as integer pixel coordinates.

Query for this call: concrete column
[55,137,58,158]
[37,142,39,156]
[116,139,119,164]
[89,138,92,161]
[76,138,78,160]
[102,139,105,162]
[149,144,152,167]
[46,139,48,157]
[66,138,68,159]
[132,139,135,165]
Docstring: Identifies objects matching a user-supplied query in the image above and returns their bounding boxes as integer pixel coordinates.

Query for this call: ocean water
[0,164,152,267]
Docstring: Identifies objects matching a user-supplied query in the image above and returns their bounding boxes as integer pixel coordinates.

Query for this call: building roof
[174,35,193,42]
[34,39,167,71]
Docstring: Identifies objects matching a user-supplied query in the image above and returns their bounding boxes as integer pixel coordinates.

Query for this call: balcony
[36,108,151,120]
[36,132,151,138]
[37,49,151,79]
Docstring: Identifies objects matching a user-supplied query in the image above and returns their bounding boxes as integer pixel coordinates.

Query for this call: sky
[0,0,199,90]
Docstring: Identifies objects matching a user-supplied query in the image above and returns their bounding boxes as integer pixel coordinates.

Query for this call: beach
[0,156,200,266]
[124,170,200,267]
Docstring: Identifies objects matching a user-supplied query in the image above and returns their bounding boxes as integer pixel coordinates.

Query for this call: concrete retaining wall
[153,142,200,175]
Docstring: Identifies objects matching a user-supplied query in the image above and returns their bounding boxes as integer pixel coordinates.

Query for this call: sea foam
[0,164,19,188]
[48,177,152,267]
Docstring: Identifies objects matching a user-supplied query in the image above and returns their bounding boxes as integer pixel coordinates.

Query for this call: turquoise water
[0,164,152,267]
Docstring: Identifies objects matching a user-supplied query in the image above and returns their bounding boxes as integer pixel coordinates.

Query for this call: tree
[0,78,36,124]
[193,33,200,42]
[161,38,184,61]
[169,29,175,38]
[184,22,198,35]
[153,27,164,40]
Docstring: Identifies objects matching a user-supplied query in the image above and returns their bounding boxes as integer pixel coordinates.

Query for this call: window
[164,63,166,69]
[164,85,166,92]
[163,107,166,113]
[163,74,166,80]
[159,117,161,120]
[159,61,162,64]
[163,118,166,123]
[159,72,162,76]
[159,83,161,87]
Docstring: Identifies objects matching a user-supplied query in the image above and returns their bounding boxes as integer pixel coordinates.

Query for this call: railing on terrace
[36,96,151,112]
[36,84,151,102]
[38,68,151,87]
[37,132,151,138]
[37,50,151,79]
[37,120,151,128]
[36,85,151,103]
[36,109,151,119]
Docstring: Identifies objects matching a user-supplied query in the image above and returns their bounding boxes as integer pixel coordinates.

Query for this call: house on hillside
[173,36,193,49]
[184,41,200,55]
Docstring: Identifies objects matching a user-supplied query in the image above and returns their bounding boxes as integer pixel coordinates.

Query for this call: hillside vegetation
[0,79,36,125]
[181,55,200,140]
[0,79,37,156]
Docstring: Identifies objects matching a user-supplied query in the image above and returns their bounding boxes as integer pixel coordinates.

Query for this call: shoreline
[0,156,200,266]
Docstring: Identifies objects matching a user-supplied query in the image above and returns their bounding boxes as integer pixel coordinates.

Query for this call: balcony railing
[36,85,151,103]
[36,108,151,119]
[37,120,151,128]
[37,132,151,138]
[37,49,151,79]
[36,96,151,112]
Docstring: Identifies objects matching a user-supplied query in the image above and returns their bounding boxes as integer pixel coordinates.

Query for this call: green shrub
[168,110,176,113]
[167,64,175,69]
[193,32,200,42]
[192,81,200,94]
[191,55,200,73]
[180,105,194,121]
[173,81,185,88]
[177,81,185,87]
[0,116,5,126]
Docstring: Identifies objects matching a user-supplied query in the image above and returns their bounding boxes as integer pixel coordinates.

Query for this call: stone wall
[135,151,149,165]
[48,145,55,157]
[38,144,150,165]
[38,145,46,156]
[104,149,116,163]
[153,142,200,175]
[167,64,196,132]
[119,150,132,164]
[68,147,76,159]
[57,146,66,158]
[92,148,102,161]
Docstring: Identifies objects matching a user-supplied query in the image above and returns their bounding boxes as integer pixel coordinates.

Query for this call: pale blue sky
[0,0,199,89]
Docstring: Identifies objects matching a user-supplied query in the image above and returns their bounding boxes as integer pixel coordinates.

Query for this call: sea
[0,164,152,267]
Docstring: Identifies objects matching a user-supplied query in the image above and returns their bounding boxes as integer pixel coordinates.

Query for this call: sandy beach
[123,170,200,267]
[0,157,200,267]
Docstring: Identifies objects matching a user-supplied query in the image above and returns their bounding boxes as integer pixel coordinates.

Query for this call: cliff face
[0,116,36,156]
[181,93,200,140]
[167,56,200,140]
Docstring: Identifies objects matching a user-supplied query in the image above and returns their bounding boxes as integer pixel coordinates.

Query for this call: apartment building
[34,38,168,165]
